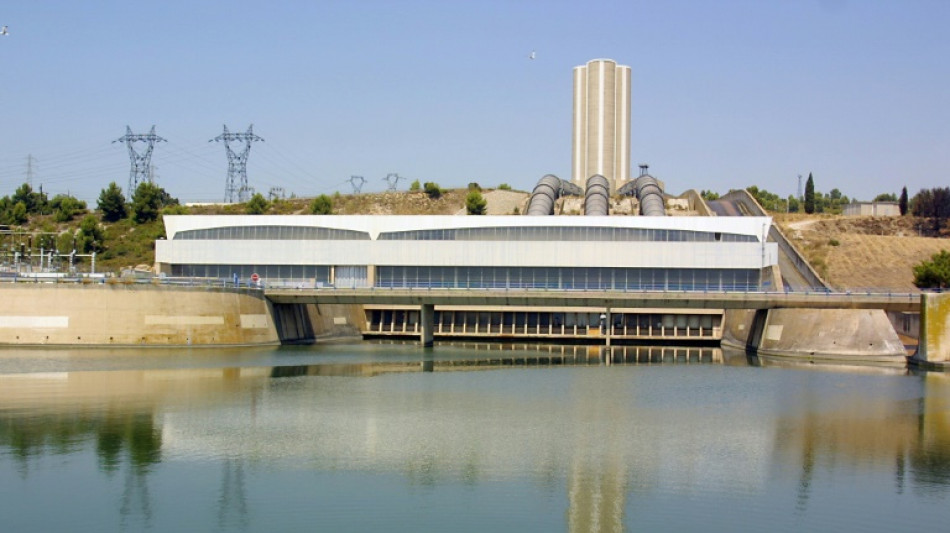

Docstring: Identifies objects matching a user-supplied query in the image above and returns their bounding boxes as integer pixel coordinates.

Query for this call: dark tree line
[912,187,950,235]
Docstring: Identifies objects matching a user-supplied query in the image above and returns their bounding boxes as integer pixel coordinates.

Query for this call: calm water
[1,342,948,532]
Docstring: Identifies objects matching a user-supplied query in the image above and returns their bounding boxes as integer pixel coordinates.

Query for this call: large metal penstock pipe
[584,174,611,216]
[636,176,666,216]
[526,174,563,215]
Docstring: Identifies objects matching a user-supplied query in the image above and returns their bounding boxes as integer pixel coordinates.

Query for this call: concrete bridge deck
[264,287,920,313]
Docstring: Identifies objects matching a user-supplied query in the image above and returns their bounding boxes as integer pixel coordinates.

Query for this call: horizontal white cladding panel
[156,240,777,269]
[163,215,773,241]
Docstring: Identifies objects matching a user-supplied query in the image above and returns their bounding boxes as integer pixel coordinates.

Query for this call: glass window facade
[171,264,331,283]
[378,226,756,243]
[174,226,370,241]
[376,266,760,291]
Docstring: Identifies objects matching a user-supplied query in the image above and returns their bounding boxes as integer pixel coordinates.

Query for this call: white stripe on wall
[0,316,69,328]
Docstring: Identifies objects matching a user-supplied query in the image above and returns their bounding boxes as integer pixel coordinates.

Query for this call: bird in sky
[528,50,536,60]
[0,26,9,36]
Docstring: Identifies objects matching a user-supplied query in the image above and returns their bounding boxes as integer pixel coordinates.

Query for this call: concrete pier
[420,304,435,347]
[916,293,950,369]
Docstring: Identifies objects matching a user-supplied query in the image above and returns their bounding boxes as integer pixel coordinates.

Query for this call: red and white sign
[250,273,260,283]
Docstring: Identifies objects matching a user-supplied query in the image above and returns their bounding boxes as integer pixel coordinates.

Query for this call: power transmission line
[210,124,264,203]
[112,125,166,199]
[25,154,37,186]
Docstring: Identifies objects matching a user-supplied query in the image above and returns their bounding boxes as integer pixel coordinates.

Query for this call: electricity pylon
[210,124,264,203]
[382,173,404,192]
[113,126,166,199]
[348,175,366,194]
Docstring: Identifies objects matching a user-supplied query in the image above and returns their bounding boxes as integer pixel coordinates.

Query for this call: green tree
[131,182,174,224]
[899,186,909,216]
[56,231,75,254]
[746,185,787,213]
[498,183,512,190]
[804,173,816,214]
[97,182,127,222]
[12,183,49,214]
[245,193,270,215]
[309,194,334,214]
[465,190,487,215]
[873,192,898,202]
[913,250,950,289]
[410,179,421,192]
[51,194,86,223]
[700,190,720,201]
[77,214,104,253]
[787,195,800,213]
[424,182,443,199]
[912,187,950,234]
[11,201,28,225]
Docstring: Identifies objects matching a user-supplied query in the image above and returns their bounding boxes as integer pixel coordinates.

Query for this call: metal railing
[0,273,932,300]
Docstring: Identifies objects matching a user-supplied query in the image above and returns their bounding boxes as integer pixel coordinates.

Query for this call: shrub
[498,183,512,191]
[245,193,270,215]
[410,180,421,192]
[310,194,334,215]
[913,250,950,289]
[424,182,443,199]
[465,191,487,215]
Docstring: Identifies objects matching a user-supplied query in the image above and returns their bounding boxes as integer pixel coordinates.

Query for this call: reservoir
[1,342,948,532]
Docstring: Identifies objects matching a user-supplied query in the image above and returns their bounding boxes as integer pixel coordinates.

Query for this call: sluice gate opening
[365,308,723,342]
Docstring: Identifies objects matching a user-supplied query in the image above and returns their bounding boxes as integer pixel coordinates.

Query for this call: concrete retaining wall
[677,190,714,216]
[306,303,365,339]
[0,283,280,346]
[723,307,907,364]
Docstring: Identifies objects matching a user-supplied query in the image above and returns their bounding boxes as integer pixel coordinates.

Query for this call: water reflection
[0,344,948,532]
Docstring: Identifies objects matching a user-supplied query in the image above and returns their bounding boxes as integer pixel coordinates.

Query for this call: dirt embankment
[775,214,949,290]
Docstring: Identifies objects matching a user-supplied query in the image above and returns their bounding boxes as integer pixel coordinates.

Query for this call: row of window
[171,264,331,281]
[379,226,756,242]
[376,266,760,291]
[172,225,758,243]
[169,264,761,291]
[175,226,370,241]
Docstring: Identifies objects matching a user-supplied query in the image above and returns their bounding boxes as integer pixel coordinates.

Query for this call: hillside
[12,189,947,287]
[12,188,530,274]
[774,214,948,290]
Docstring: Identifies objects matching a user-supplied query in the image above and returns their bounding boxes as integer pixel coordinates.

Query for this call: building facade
[572,59,632,192]
[155,215,777,292]
[842,202,900,217]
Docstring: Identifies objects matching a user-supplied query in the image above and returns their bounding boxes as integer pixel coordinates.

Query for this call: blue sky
[0,0,947,204]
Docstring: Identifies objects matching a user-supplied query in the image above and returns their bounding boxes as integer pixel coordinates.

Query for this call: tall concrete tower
[572,59,632,191]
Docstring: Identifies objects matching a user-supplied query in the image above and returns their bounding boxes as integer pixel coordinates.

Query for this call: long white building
[155,215,778,292]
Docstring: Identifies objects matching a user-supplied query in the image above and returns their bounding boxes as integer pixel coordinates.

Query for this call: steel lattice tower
[210,124,264,203]
[113,126,166,198]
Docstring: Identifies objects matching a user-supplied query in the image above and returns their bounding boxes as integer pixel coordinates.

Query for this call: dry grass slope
[776,214,949,290]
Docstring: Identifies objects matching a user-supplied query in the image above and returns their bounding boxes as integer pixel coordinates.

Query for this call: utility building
[572,59,632,192]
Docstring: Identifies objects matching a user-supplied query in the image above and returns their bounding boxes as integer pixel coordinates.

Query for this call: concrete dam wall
[0,283,282,346]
